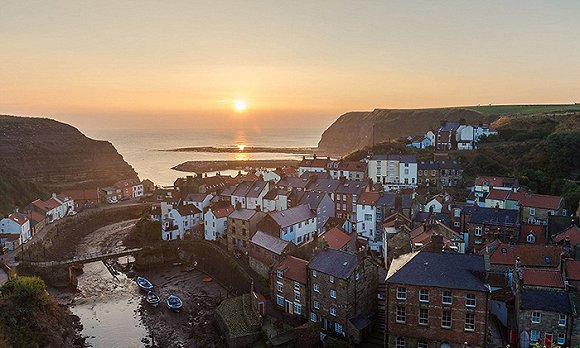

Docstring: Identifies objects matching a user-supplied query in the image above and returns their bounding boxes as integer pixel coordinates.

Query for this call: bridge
[25,248,144,267]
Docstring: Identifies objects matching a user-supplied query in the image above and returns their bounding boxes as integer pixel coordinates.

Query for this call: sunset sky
[1,1,580,131]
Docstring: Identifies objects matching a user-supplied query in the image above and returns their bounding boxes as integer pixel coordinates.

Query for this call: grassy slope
[0,168,48,216]
[462,104,580,115]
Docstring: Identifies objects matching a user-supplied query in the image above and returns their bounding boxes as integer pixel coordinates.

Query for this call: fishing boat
[166,295,183,311]
[146,291,160,307]
[136,276,153,291]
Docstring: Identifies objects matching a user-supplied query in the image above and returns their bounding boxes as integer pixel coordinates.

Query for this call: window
[531,311,541,324]
[396,287,407,300]
[313,283,319,293]
[442,290,452,304]
[418,342,428,348]
[454,221,460,228]
[312,270,317,278]
[396,306,406,323]
[530,330,540,342]
[294,281,300,290]
[334,323,344,335]
[276,295,284,306]
[419,289,429,302]
[530,208,536,216]
[310,312,317,322]
[419,308,429,326]
[557,333,565,345]
[330,289,337,299]
[294,303,302,314]
[396,337,406,348]
[559,314,567,326]
[276,281,283,292]
[294,291,301,302]
[329,275,335,283]
[364,214,372,221]
[475,226,482,236]
[313,300,320,310]
[330,307,336,316]
[464,313,475,331]
[466,294,476,307]
[526,233,536,243]
[441,310,451,328]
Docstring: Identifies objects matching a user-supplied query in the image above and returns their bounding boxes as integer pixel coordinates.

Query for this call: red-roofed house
[489,243,563,271]
[26,210,47,236]
[522,268,565,288]
[272,256,309,319]
[519,223,547,245]
[62,189,100,209]
[0,212,31,249]
[564,260,580,288]
[328,161,368,181]
[510,191,564,225]
[553,225,580,248]
[298,156,331,176]
[319,227,355,252]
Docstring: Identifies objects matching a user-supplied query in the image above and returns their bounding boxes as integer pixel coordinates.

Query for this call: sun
[234,99,247,112]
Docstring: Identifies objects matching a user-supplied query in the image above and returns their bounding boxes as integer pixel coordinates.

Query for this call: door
[322,317,329,330]
[544,333,552,348]
[285,300,293,314]
[258,302,265,316]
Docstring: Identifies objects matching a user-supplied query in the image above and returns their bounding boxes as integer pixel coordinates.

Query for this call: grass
[462,104,580,115]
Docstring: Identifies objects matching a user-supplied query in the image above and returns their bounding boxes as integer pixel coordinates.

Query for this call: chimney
[431,233,444,252]
[313,154,317,160]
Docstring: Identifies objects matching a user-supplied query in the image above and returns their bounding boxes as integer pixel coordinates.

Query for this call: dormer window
[526,233,536,244]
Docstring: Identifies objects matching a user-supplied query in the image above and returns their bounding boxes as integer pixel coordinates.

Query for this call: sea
[83,127,325,186]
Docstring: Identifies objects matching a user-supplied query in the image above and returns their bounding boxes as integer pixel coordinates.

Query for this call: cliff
[0,115,138,213]
[317,108,497,156]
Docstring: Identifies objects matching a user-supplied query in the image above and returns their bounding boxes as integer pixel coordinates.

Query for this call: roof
[357,192,380,206]
[553,225,580,246]
[335,180,366,195]
[298,191,327,209]
[276,256,308,284]
[439,121,460,132]
[8,212,29,225]
[0,233,20,242]
[475,176,519,188]
[418,161,438,170]
[489,243,562,268]
[486,188,512,201]
[521,288,571,313]
[212,206,234,219]
[387,251,488,292]
[519,224,546,244]
[62,189,99,201]
[27,211,46,224]
[370,154,416,163]
[337,161,367,172]
[277,177,310,189]
[184,193,210,202]
[522,268,564,288]
[45,198,62,210]
[251,230,290,255]
[469,207,519,227]
[308,178,340,194]
[298,157,330,169]
[229,208,258,221]
[309,249,358,280]
[320,227,351,250]
[438,159,462,170]
[376,192,413,210]
[269,205,315,228]
[508,191,562,210]
[565,260,580,281]
[175,205,201,216]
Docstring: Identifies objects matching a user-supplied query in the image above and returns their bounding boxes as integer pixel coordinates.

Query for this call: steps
[360,282,386,347]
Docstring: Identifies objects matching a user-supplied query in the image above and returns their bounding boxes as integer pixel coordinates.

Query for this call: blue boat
[136,276,153,291]
[146,291,160,307]
[166,295,183,311]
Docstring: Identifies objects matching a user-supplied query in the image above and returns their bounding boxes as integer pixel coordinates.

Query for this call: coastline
[158,145,318,155]
[171,159,299,173]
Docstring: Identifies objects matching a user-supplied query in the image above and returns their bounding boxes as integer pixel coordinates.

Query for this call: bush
[1,276,47,306]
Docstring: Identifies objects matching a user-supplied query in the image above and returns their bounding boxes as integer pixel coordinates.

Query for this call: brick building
[465,206,519,251]
[272,256,309,320]
[386,250,490,348]
[227,208,266,255]
[308,249,378,344]
[249,230,292,278]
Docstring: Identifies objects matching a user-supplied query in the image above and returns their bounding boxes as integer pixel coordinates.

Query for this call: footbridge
[26,248,144,267]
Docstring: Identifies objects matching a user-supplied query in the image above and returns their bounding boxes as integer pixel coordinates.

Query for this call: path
[0,268,8,286]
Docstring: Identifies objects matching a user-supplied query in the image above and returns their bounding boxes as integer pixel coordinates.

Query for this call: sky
[1,0,580,131]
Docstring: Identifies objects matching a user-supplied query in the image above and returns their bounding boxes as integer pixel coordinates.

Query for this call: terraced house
[272,256,308,319]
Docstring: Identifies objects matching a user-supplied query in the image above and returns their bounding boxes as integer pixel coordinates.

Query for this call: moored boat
[166,295,183,311]
[146,291,160,307]
[136,276,153,291]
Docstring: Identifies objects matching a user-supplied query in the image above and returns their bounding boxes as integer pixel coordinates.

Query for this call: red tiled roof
[320,227,351,250]
[553,225,580,246]
[275,256,308,284]
[357,192,380,206]
[519,223,546,244]
[486,188,511,201]
[298,158,330,168]
[31,199,49,213]
[566,260,580,281]
[0,233,20,242]
[27,211,46,225]
[8,212,29,225]
[523,268,564,288]
[337,161,367,172]
[213,206,234,219]
[45,198,62,210]
[490,243,562,268]
[475,176,519,188]
[62,189,99,201]
[508,191,562,210]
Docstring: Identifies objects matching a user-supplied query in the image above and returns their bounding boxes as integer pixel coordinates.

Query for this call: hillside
[317,108,497,156]
[0,115,138,215]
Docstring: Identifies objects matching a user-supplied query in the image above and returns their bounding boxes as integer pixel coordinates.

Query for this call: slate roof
[335,180,366,195]
[229,208,258,221]
[276,256,308,284]
[376,193,413,209]
[418,161,438,170]
[247,181,268,198]
[469,207,519,227]
[269,205,315,228]
[251,231,289,255]
[309,249,358,280]
[521,289,571,313]
[298,192,327,209]
[184,193,210,202]
[370,154,416,163]
[387,251,488,292]
[278,177,310,189]
[438,159,462,170]
[308,178,340,194]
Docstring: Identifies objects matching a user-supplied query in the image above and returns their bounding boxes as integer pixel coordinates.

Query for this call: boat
[146,291,160,307]
[202,276,213,283]
[166,295,183,311]
[136,276,153,291]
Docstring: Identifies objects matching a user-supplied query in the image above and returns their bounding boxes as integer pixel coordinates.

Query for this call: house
[438,159,463,187]
[553,224,580,251]
[519,223,547,245]
[273,256,309,319]
[204,205,234,241]
[308,249,378,344]
[386,250,490,348]
[183,193,214,216]
[199,174,235,194]
[433,121,461,151]
[258,205,317,246]
[319,227,355,253]
[62,189,100,210]
[406,135,431,149]
[417,160,439,187]
[26,210,46,236]
[355,192,380,249]
[100,186,121,204]
[262,189,289,212]
[408,222,465,254]
[249,230,292,278]
[485,190,565,224]
[277,176,313,193]
[471,176,519,207]
[367,154,417,189]
[423,193,451,214]
[487,243,563,272]
[142,179,155,193]
[29,197,64,223]
[466,207,519,251]
[161,205,201,240]
[0,212,32,247]
[328,161,367,181]
[227,208,266,255]
[376,192,414,222]
[298,191,334,232]
[333,179,365,222]
[298,156,331,176]
[114,178,142,199]
[230,181,269,210]
[0,233,21,252]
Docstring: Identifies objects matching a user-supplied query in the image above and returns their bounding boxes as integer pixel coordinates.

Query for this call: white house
[54,194,75,216]
[132,182,144,198]
[183,193,214,218]
[204,206,234,241]
[266,205,317,245]
[398,156,418,188]
[230,181,269,210]
[256,169,282,184]
[354,192,380,250]
[297,156,331,176]
[262,189,289,212]
[0,212,32,247]
[423,194,452,214]
[368,154,417,188]
[162,205,202,241]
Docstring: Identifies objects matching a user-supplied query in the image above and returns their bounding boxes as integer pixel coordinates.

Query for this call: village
[0,119,578,348]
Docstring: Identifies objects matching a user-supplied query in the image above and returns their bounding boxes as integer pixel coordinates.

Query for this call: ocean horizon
[83,127,325,186]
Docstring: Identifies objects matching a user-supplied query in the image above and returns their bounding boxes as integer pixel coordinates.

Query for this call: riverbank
[159,145,317,155]
[172,159,299,173]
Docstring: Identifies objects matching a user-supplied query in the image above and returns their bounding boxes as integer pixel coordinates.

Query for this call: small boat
[136,276,153,291]
[166,295,183,311]
[146,291,160,307]
[203,276,213,283]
